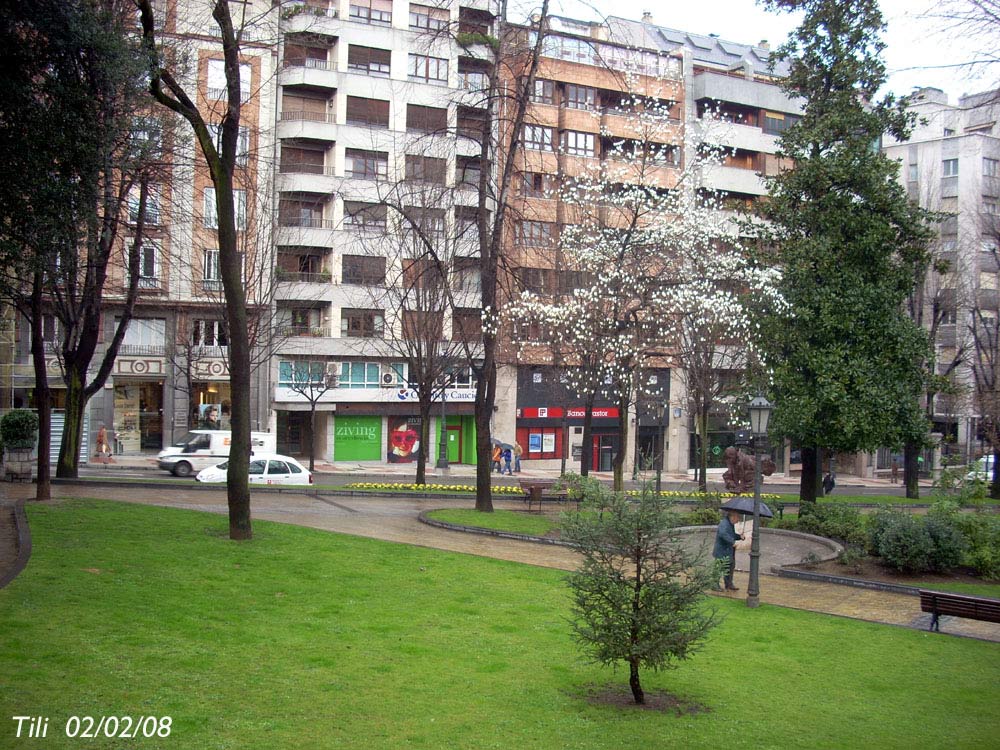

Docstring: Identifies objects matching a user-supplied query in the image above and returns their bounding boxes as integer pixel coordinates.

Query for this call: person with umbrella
[712,509,744,591]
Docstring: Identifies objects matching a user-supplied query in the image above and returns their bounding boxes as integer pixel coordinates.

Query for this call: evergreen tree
[757,0,934,502]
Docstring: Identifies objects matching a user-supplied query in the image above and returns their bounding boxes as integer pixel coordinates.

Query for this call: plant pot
[4,446,34,482]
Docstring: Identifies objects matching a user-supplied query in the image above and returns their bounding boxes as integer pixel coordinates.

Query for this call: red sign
[517,407,620,419]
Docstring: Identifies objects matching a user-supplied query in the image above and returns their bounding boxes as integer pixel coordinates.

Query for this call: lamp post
[436,369,450,470]
[746,395,773,609]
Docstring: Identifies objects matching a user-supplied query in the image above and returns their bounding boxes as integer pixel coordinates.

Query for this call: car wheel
[173,462,193,478]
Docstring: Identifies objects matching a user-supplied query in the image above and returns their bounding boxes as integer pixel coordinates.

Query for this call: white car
[966,455,995,481]
[196,454,313,486]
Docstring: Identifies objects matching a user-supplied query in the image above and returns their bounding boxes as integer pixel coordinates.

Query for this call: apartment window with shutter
[349,0,392,26]
[518,221,555,246]
[409,3,448,30]
[280,92,328,122]
[341,309,384,338]
[207,59,251,101]
[406,104,448,132]
[408,54,448,84]
[347,45,391,77]
[343,202,387,231]
[452,308,482,341]
[405,155,447,183]
[139,243,159,288]
[342,255,386,284]
[203,248,221,285]
[402,310,443,340]
[345,96,390,127]
[203,188,218,228]
[208,124,250,165]
[345,149,388,179]
[452,256,480,292]
[984,158,999,177]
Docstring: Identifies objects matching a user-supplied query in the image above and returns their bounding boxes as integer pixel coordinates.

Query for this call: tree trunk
[992,447,1000,501]
[799,445,819,504]
[903,440,920,499]
[308,404,317,471]
[612,394,629,492]
[628,659,644,705]
[473,360,496,513]
[416,398,431,485]
[697,406,709,494]
[580,391,596,477]
[55,365,87,479]
[29,277,50,501]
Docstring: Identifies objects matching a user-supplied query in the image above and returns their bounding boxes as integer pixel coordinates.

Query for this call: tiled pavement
[2,480,998,642]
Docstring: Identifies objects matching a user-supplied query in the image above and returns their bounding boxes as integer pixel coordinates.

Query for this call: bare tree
[137,0,278,539]
[279,359,336,470]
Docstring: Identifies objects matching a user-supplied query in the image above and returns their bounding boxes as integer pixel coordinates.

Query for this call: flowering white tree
[512,82,783,490]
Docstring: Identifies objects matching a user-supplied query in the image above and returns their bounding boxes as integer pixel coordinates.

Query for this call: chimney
[758,39,770,50]
[641,11,653,23]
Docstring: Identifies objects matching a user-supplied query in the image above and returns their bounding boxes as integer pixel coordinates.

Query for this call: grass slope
[0,500,997,749]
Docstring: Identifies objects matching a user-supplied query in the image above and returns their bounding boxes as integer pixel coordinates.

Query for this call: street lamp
[436,369,450,470]
[746,395,773,609]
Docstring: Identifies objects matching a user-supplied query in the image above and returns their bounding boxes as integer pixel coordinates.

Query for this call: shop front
[515,406,622,471]
[113,380,163,452]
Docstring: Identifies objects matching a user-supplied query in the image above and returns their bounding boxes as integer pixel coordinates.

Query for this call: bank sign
[394,388,477,403]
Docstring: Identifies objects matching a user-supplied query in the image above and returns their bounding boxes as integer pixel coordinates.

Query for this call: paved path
[4,483,1000,642]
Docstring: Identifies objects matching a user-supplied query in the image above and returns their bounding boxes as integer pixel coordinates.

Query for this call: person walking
[513,442,523,473]
[712,510,744,591]
[491,444,502,473]
[890,458,899,484]
[501,446,513,476]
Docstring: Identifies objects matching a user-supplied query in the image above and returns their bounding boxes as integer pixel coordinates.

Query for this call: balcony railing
[276,270,332,283]
[283,58,336,71]
[119,344,166,356]
[279,110,335,123]
[280,325,329,338]
[279,217,336,229]
[279,162,335,175]
[282,1,338,19]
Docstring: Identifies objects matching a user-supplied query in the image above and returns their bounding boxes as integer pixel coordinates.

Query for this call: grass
[426,508,559,537]
[1,500,998,750]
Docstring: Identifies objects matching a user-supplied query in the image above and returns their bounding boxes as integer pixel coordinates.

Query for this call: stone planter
[4,447,34,482]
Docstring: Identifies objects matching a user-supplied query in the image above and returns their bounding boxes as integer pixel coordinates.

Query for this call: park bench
[518,479,570,513]
[919,589,1000,632]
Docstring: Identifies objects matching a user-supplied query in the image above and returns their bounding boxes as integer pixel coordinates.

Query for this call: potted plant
[1,409,38,482]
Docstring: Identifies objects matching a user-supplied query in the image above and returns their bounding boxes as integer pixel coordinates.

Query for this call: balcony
[702,164,767,196]
[692,72,801,114]
[277,110,336,142]
[118,344,166,357]
[276,164,337,193]
[280,59,338,90]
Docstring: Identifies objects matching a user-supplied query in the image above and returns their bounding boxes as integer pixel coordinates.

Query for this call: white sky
[535,0,996,102]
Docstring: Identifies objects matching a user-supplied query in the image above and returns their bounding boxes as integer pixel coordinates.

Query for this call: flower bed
[343,482,525,495]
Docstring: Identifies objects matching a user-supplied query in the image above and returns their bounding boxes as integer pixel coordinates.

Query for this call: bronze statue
[722,446,776,494]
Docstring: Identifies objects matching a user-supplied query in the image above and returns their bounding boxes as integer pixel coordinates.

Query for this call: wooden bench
[518,479,570,512]
[919,589,1000,632]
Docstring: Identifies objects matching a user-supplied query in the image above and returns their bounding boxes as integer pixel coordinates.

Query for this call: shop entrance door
[446,425,462,463]
[591,434,616,472]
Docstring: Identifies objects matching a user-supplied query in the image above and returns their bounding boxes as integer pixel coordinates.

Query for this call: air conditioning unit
[380,365,401,387]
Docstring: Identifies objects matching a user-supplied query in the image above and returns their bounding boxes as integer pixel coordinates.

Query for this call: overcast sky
[536,0,994,102]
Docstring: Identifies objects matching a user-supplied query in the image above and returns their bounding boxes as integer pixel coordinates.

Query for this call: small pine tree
[561,482,718,704]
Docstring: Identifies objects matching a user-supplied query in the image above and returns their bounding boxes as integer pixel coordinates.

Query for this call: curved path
[6,483,1000,642]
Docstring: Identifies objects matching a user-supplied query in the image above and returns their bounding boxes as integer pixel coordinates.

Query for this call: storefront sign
[334,415,382,461]
[387,416,421,463]
[517,407,620,419]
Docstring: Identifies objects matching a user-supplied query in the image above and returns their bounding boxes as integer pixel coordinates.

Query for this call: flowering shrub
[344,482,525,495]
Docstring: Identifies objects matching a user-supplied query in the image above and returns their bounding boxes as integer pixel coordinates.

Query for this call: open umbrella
[720,496,774,519]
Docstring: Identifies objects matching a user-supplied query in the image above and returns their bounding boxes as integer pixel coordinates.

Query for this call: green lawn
[1,500,998,749]
[426,508,559,537]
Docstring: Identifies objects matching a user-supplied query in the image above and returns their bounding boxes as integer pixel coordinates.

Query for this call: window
[347,45,391,77]
[339,361,382,388]
[203,188,246,229]
[944,127,956,137]
[451,308,481,341]
[342,255,386,284]
[762,111,800,135]
[128,184,161,224]
[402,258,445,289]
[349,0,392,26]
[343,202,386,231]
[279,200,324,228]
[456,106,485,139]
[985,199,999,215]
[409,3,448,30]
[402,310,443,340]
[907,163,918,182]
[523,125,553,151]
[139,243,159,288]
[280,145,326,174]
[193,320,228,347]
[519,171,556,197]
[530,79,554,104]
[408,54,448,84]
[452,256,480,292]
[450,365,476,388]
[207,59,251,101]
[278,360,327,387]
[208,124,250,165]
[980,271,998,290]
[564,84,596,110]
[562,130,595,156]
[517,267,552,294]
[558,270,592,294]
[943,159,959,177]
[341,309,384,338]
[518,221,555,246]
[345,96,390,127]
[457,156,482,186]
[405,155,447,183]
[122,318,166,348]
[406,104,448,132]
[281,91,328,122]
[985,158,999,177]
[203,248,221,284]
[403,208,446,241]
[345,149,388,179]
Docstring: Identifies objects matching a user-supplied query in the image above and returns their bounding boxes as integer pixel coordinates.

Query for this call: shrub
[796,503,866,547]
[953,512,1000,580]
[876,513,934,573]
[679,507,724,526]
[866,508,908,556]
[923,515,967,572]
[0,409,38,449]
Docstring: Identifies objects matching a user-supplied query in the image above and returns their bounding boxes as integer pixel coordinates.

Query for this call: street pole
[655,404,665,494]
[746,435,763,608]
[436,375,449,470]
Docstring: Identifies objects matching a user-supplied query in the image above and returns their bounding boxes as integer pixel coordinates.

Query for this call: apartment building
[10,0,277,455]
[496,13,802,476]
[272,0,491,464]
[884,86,1000,464]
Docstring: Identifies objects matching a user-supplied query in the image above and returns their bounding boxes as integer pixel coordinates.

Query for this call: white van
[157,430,277,477]
[966,454,996,481]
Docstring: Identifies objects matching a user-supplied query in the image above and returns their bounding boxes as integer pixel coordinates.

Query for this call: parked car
[196,453,313,486]
[966,455,995,481]
[157,430,277,477]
